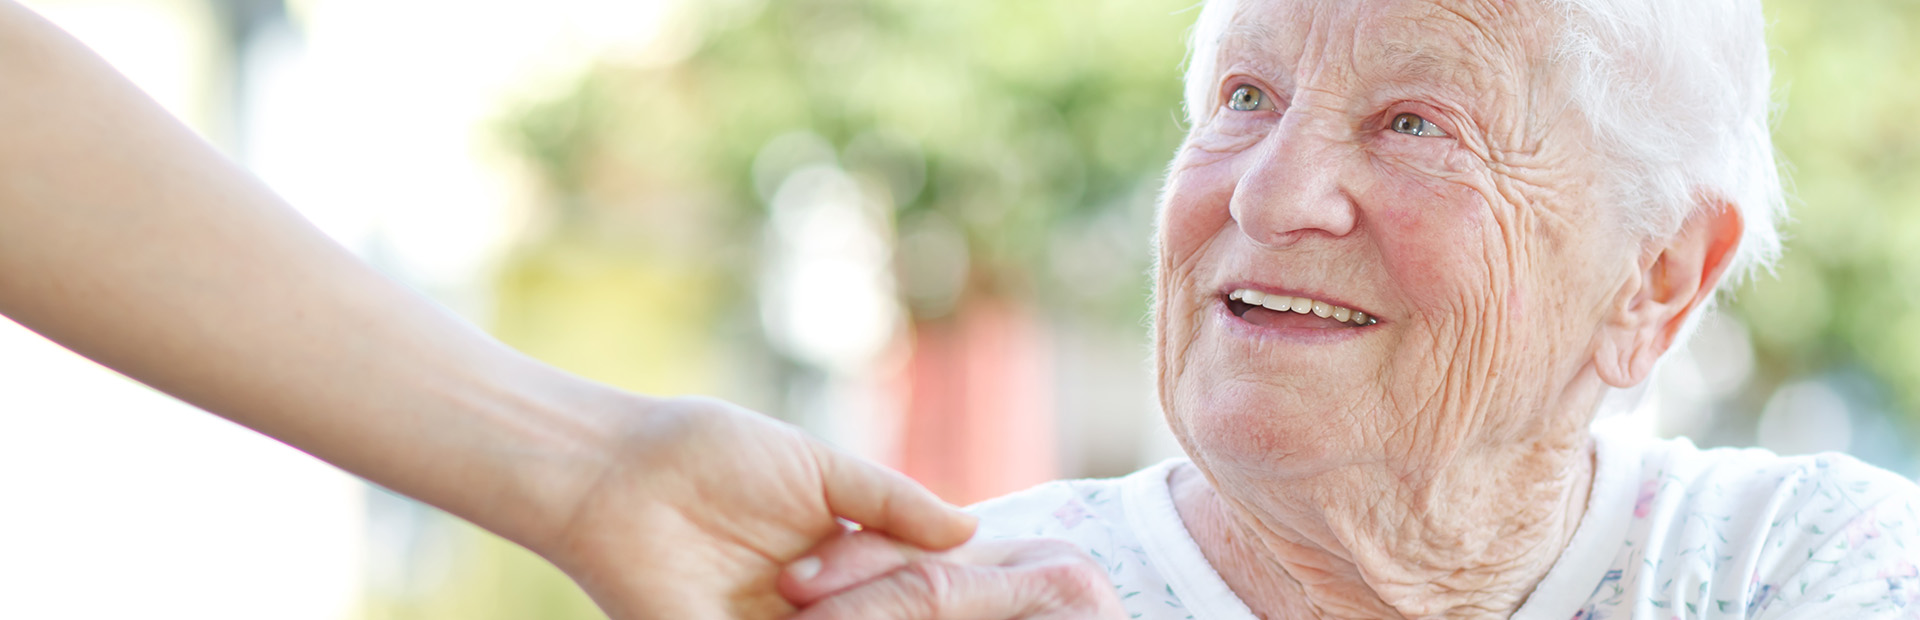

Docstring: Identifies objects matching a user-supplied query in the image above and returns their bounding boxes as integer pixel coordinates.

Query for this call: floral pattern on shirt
[1584,448,1920,620]
[966,439,1920,620]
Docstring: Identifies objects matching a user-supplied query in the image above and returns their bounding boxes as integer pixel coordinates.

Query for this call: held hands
[778,531,1129,620]
[531,396,977,619]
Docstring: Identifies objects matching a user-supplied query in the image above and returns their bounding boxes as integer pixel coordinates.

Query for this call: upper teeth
[1228,289,1376,326]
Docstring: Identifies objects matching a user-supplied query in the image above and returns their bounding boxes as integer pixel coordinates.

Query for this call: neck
[1173,426,1596,619]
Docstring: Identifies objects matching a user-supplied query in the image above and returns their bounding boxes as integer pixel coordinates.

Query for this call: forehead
[1211,0,1549,94]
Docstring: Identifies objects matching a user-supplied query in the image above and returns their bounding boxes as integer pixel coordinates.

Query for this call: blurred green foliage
[495,0,1190,331]
[1735,0,1920,420]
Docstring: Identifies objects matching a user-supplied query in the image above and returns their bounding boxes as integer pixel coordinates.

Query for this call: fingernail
[788,556,822,582]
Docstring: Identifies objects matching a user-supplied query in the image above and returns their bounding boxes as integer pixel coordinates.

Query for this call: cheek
[1154,156,1241,350]
[1362,170,1556,446]
[1153,156,1244,435]
[1158,158,1239,266]
[1366,171,1502,305]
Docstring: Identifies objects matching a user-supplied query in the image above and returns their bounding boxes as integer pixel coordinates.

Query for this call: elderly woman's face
[1156,0,1636,475]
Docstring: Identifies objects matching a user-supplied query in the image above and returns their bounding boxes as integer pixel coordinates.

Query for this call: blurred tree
[1731,0,1920,436]
[490,0,1195,503]
[496,0,1191,336]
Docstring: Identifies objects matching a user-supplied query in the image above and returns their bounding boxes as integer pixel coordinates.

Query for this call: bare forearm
[0,0,617,549]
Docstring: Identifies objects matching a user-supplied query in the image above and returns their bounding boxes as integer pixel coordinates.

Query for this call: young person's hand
[539,397,976,619]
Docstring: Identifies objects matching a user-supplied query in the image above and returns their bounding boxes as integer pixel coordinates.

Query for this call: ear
[1592,197,1744,388]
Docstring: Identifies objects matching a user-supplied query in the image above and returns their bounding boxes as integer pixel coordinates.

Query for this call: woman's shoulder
[965,461,1177,542]
[1622,435,1920,551]
[1602,434,1920,617]
[1632,435,1919,519]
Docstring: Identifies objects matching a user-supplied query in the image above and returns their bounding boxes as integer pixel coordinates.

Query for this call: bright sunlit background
[0,0,1916,617]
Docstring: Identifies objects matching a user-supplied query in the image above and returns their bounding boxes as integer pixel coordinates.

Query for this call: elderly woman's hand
[777,531,1127,620]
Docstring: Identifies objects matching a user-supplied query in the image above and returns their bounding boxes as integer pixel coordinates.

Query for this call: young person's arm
[0,3,972,616]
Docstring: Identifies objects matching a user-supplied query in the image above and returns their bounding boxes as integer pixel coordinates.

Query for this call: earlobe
[1593,295,1664,389]
[1593,337,1631,387]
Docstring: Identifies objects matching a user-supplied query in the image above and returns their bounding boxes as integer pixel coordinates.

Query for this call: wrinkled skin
[1152,0,1736,617]
[776,531,1128,620]
[1159,0,1608,484]
[784,0,1742,617]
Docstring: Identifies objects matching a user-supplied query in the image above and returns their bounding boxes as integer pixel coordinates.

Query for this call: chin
[1166,373,1370,479]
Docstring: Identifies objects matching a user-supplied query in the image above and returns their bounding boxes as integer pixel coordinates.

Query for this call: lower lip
[1211,301,1376,344]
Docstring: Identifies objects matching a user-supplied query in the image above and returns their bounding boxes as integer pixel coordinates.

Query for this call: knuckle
[1038,560,1104,592]
[897,560,956,618]
[1031,554,1113,606]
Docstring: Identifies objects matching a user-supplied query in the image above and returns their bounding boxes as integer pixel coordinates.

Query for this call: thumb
[813,447,977,551]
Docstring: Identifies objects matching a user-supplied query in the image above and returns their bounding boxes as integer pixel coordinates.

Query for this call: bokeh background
[0,0,1914,617]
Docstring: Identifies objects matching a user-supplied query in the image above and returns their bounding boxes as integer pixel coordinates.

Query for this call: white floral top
[967,431,1920,619]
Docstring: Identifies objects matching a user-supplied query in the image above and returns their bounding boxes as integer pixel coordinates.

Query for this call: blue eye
[1227,85,1266,112]
[1391,113,1449,137]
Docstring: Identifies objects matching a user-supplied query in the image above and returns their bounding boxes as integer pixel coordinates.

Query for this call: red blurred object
[895,298,1057,506]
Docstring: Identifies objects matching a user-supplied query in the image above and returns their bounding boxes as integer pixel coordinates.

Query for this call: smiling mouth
[1225,288,1377,328]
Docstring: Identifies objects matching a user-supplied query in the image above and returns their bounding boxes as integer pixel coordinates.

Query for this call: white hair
[1545,0,1784,285]
[1179,0,1786,288]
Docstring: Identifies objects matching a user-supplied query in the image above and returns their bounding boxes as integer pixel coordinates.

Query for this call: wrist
[449,354,664,556]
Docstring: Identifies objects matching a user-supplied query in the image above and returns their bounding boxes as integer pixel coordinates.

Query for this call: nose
[1227,113,1357,247]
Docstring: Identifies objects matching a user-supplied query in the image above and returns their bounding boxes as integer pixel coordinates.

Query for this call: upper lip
[1217,282,1382,322]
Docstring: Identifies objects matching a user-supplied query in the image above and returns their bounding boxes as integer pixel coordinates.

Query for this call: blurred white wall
[0,2,361,618]
[0,317,365,619]
[0,0,686,617]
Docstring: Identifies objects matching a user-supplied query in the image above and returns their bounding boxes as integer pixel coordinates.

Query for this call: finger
[779,531,926,606]
[813,446,978,551]
[788,560,1037,620]
[782,535,1069,605]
